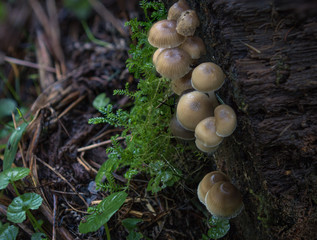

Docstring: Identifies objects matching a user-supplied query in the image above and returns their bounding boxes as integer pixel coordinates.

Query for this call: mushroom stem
[207,91,220,109]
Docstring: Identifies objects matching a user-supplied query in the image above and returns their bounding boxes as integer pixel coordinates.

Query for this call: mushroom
[195,117,223,149]
[195,138,219,153]
[205,181,244,219]
[179,36,206,60]
[214,104,237,137]
[197,171,230,205]
[171,70,193,95]
[176,91,214,131]
[148,20,185,48]
[155,48,191,80]
[152,48,165,66]
[169,114,195,140]
[167,0,190,21]
[176,10,200,37]
[191,62,225,100]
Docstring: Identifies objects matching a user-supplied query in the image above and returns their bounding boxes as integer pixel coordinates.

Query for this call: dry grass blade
[36,157,89,208]
[89,0,128,37]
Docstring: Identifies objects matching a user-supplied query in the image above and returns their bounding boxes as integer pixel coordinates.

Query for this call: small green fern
[89,0,184,193]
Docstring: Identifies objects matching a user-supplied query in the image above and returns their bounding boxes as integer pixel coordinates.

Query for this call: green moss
[89,0,187,193]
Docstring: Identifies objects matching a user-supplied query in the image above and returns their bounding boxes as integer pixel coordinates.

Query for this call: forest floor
[0,1,220,239]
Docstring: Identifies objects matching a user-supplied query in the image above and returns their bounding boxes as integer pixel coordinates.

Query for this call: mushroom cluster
[197,171,244,219]
[148,0,237,154]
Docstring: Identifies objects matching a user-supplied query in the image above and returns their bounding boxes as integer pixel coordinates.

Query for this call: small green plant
[201,216,230,239]
[0,167,46,239]
[89,0,184,194]
[78,191,127,235]
[122,218,144,240]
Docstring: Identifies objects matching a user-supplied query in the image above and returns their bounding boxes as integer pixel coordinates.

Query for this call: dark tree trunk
[164,0,317,239]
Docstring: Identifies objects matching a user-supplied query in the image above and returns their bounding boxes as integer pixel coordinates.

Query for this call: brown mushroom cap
[179,36,206,59]
[170,114,195,140]
[153,48,165,66]
[205,181,244,219]
[167,0,190,21]
[191,62,225,93]
[176,91,214,131]
[171,71,193,95]
[156,48,191,80]
[148,20,185,48]
[195,117,223,147]
[214,104,237,137]
[197,171,230,204]
[176,10,200,37]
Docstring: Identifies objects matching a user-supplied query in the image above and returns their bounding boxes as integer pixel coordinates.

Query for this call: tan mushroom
[171,71,193,95]
[195,117,223,148]
[176,91,214,131]
[205,181,244,219]
[176,10,200,37]
[179,36,206,60]
[214,104,237,137]
[155,48,191,80]
[148,20,185,48]
[167,0,190,21]
[169,114,195,140]
[197,171,230,205]
[191,62,225,99]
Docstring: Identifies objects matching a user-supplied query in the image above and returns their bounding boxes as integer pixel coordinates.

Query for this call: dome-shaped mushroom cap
[156,48,191,80]
[179,36,206,59]
[170,114,195,140]
[171,71,193,95]
[148,20,185,48]
[176,10,200,37]
[167,0,190,21]
[205,181,244,219]
[197,171,230,204]
[176,91,214,131]
[153,48,165,66]
[195,117,223,147]
[191,62,225,93]
[214,104,237,137]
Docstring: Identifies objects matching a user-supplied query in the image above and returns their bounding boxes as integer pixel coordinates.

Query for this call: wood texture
[165,0,317,239]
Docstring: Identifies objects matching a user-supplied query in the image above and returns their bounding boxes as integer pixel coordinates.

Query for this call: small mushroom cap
[205,181,244,219]
[153,48,165,66]
[179,36,206,59]
[167,0,190,21]
[148,20,185,48]
[171,71,193,95]
[195,117,223,147]
[170,114,195,140]
[214,104,237,137]
[191,62,225,93]
[176,91,214,131]
[197,171,230,204]
[176,10,200,37]
[156,48,191,80]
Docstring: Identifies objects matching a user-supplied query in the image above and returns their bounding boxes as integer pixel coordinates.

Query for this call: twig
[77,136,127,152]
[36,157,89,208]
[4,56,56,73]
[88,0,127,37]
[239,40,261,53]
[52,194,57,240]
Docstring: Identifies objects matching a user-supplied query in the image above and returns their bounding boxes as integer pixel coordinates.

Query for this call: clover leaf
[0,167,30,190]
[7,193,43,223]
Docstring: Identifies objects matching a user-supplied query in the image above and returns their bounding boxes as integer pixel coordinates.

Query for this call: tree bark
[164,0,317,239]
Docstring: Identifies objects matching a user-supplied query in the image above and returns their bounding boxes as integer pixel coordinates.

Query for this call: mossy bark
[164,0,317,239]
